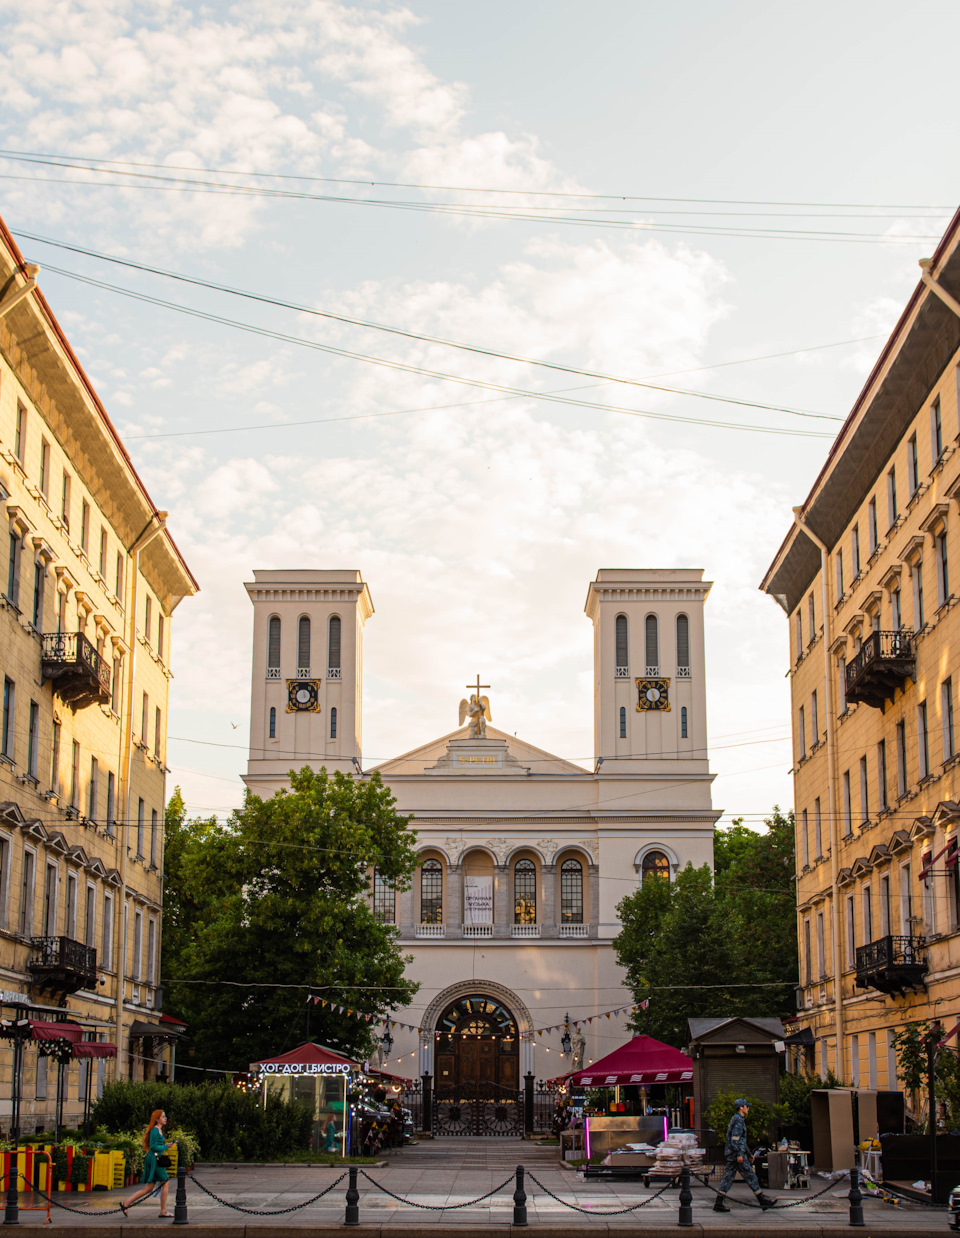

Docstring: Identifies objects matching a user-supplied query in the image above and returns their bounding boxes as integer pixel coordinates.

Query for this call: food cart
[251,1041,360,1154]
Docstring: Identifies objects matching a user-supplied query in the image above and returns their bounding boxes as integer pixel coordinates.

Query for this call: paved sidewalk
[2,1137,947,1235]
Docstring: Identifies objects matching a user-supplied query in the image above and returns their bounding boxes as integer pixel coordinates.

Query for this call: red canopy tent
[560,1034,693,1087]
[251,1042,360,1071]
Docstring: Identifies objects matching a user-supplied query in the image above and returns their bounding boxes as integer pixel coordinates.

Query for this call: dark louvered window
[619,706,626,738]
[676,614,689,669]
[298,616,311,670]
[328,615,341,671]
[615,614,628,668]
[267,616,281,669]
[645,615,659,670]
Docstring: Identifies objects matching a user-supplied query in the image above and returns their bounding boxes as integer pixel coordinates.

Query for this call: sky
[1,0,959,827]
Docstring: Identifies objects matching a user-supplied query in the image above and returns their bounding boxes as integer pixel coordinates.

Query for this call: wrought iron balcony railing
[855,933,927,995]
[845,630,915,710]
[27,935,97,996]
[40,632,111,708]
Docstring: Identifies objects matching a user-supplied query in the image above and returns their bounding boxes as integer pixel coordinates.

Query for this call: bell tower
[243,569,373,796]
[584,569,712,773]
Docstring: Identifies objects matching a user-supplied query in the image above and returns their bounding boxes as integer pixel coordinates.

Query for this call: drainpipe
[115,511,168,1076]
[0,265,40,318]
[793,507,844,1075]
[919,259,960,321]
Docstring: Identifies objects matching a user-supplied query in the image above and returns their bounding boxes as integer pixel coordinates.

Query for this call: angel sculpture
[459,693,491,738]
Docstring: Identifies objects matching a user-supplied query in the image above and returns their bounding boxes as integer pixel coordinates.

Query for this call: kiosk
[251,1042,360,1154]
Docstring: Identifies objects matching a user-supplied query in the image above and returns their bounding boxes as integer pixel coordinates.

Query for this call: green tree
[163,766,420,1069]
[892,1021,960,1127]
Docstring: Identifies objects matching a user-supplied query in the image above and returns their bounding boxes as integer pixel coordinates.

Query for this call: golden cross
[466,674,490,699]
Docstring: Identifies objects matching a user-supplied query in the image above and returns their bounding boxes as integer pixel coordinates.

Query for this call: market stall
[251,1042,360,1155]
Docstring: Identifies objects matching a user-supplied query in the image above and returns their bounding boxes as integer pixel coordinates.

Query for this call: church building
[243,568,719,1090]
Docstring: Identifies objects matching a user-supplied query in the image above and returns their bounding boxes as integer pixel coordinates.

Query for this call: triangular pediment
[889,829,912,853]
[0,802,25,827]
[850,856,873,877]
[868,844,892,866]
[370,725,587,778]
[910,816,935,839]
[932,801,960,829]
[86,858,108,878]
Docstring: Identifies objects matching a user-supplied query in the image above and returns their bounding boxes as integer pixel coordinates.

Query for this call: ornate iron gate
[434,1084,523,1136]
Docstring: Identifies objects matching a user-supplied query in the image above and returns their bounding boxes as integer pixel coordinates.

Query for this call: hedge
[90,1081,313,1162]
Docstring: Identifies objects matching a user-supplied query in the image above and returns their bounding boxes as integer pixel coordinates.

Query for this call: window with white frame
[943,678,956,761]
[880,874,891,936]
[803,918,812,984]
[932,395,943,462]
[133,908,143,981]
[102,892,114,969]
[838,656,846,712]
[877,739,888,810]
[807,593,815,642]
[836,548,845,597]
[0,834,10,929]
[918,701,930,779]
[814,797,822,858]
[798,705,806,760]
[859,755,869,823]
[150,809,158,866]
[27,700,39,778]
[936,529,950,607]
[817,912,826,978]
[912,560,925,628]
[908,434,919,496]
[85,883,96,946]
[66,870,77,939]
[801,808,809,868]
[2,677,15,758]
[147,917,156,985]
[887,466,898,526]
[842,770,852,834]
[900,863,913,934]
[43,862,57,936]
[137,799,145,857]
[811,690,818,745]
[892,586,902,631]
[846,896,855,968]
[862,885,873,944]
[19,848,34,936]
[896,721,907,797]
[851,523,860,576]
[868,497,878,553]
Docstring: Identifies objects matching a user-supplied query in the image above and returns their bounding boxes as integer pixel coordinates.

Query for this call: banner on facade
[463,876,493,925]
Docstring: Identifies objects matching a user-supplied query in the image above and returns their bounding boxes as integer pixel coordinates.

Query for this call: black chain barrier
[695,1170,840,1210]
[526,1170,674,1215]
[20,1178,159,1217]
[189,1171,346,1215]
[358,1168,514,1211]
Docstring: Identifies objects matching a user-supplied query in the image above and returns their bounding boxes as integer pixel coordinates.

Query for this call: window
[615,614,628,670]
[150,809,158,866]
[111,657,121,713]
[137,799,145,857]
[807,594,815,642]
[89,756,99,820]
[801,808,809,867]
[676,614,689,669]
[846,896,855,968]
[157,614,165,661]
[154,706,161,756]
[892,587,902,631]
[619,706,626,739]
[936,530,950,607]
[330,707,337,739]
[35,1055,47,1101]
[644,614,658,672]
[1,677,13,758]
[944,678,956,761]
[114,552,124,602]
[141,691,149,742]
[70,740,79,808]
[851,523,860,576]
[60,471,71,530]
[50,720,60,794]
[420,860,442,924]
[66,871,77,938]
[27,700,39,778]
[0,835,9,929]
[328,615,341,674]
[681,706,688,739]
[900,864,913,935]
[19,849,34,936]
[144,595,152,645]
[877,739,888,810]
[796,611,803,652]
[868,497,878,554]
[932,396,943,462]
[837,656,846,713]
[133,909,143,980]
[80,500,90,556]
[908,434,919,496]
[99,529,107,578]
[641,850,670,881]
[918,701,929,779]
[14,401,26,463]
[57,590,64,633]
[798,705,806,759]
[31,560,42,628]
[269,707,276,739]
[43,862,57,935]
[560,858,583,923]
[842,770,852,835]
[84,883,96,946]
[817,912,825,979]
[814,797,822,858]
[102,892,114,969]
[298,615,311,672]
[835,548,844,597]
[850,1034,860,1088]
[106,770,116,831]
[912,561,924,628]
[514,858,537,924]
[6,531,19,606]
[859,755,869,823]
[267,615,281,674]
[147,917,156,985]
[887,466,898,526]
[373,869,395,922]
[803,919,812,985]
[811,689,819,745]
[880,875,891,936]
[896,721,907,797]
[39,438,50,498]
[862,886,873,944]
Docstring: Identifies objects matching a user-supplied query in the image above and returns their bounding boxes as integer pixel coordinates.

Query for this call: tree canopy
[613,808,797,1047]
[163,766,420,1070]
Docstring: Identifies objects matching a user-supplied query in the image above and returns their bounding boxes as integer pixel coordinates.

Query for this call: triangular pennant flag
[605,1012,611,1019]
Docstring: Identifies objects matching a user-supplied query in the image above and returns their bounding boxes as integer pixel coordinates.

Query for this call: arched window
[374,868,395,923]
[641,850,670,882]
[514,859,537,924]
[328,615,341,677]
[560,858,583,924]
[267,616,281,677]
[615,614,629,673]
[421,859,442,924]
[330,707,337,739]
[269,707,276,739]
[645,615,659,672]
[681,706,688,739]
[298,616,311,674]
[677,614,690,672]
[619,706,626,738]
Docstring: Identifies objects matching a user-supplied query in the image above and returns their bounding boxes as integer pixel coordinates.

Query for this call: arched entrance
[433,994,522,1136]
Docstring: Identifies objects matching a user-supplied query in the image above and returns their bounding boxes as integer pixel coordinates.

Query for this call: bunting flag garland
[306,994,649,1038]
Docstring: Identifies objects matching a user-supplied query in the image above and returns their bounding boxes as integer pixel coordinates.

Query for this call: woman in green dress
[120,1109,173,1217]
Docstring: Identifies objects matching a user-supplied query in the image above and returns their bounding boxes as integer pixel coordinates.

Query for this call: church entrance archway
[433,994,522,1136]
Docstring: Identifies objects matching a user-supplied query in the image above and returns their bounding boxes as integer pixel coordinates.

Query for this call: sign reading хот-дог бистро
[260,1062,353,1075]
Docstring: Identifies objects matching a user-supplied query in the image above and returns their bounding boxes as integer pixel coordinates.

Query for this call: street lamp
[560,1014,572,1057]
[380,1026,395,1058]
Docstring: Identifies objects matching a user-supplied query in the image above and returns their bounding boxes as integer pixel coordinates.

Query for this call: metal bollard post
[172,1163,189,1225]
[677,1165,693,1228]
[513,1165,527,1227]
[3,1151,18,1226]
[847,1165,864,1227]
[344,1165,360,1227]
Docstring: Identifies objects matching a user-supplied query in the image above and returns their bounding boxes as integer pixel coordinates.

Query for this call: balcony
[463,924,493,939]
[416,923,445,938]
[855,934,927,995]
[845,630,915,710]
[511,923,541,938]
[41,633,111,708]
[28,936,97,996]
[558,923,589,938]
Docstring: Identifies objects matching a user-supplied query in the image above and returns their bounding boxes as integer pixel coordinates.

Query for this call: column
[447,864,463,938]
[588,865,600,936]
[542,864,556,938]
[398,880,415,938]
[494,864,510,938]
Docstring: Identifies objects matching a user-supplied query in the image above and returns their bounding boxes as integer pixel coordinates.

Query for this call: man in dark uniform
[713,1098,776,1211]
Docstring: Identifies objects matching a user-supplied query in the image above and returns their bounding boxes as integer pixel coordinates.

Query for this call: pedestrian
[713,1098,776,1212]
[120,1109,174,1217]
[322,1118,338,1153]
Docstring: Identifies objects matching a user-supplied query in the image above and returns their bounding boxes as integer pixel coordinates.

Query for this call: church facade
[243,568,719,1083]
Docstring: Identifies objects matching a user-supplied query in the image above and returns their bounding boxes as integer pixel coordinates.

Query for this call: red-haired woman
[120,1109,173,1217]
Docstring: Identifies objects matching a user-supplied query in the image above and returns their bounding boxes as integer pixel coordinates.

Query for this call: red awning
[74,1042,117,1058]
[367,1068,414,1087]
[560,1034,694,1087]
[251,1041,361,1070]
[30,1021,84,1043]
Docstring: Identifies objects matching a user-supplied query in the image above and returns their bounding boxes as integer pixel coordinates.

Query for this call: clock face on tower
[635,677,671,712]
[286,680,320,713]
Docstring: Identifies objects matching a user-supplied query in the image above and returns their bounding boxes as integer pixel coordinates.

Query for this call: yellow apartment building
[761,207,960,1101]
[0,217,196,1132]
